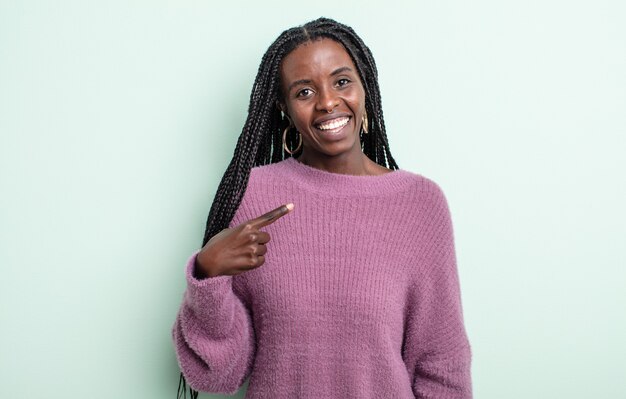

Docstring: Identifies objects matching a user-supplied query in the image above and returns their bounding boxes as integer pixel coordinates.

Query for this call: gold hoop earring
[283,124,302,155]
[362,110,369,134]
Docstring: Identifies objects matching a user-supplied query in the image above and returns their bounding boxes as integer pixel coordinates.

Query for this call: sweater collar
[271,156,415,197]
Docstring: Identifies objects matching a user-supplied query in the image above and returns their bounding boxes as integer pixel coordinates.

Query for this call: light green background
[1,1,625,398]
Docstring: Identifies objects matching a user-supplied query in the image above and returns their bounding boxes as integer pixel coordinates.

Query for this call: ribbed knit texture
[172,156,472,398]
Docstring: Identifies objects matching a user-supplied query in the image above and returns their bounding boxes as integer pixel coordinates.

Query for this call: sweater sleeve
[171,249,255,394]
[402,184,473,398]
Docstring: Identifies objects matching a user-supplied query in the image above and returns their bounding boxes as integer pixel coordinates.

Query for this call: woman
[173,17,472,399]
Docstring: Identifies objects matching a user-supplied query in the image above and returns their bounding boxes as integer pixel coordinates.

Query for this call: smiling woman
[278,39,391,175]
[172,17,473,399]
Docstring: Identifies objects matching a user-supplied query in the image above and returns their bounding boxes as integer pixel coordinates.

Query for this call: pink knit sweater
[172,156,472,398]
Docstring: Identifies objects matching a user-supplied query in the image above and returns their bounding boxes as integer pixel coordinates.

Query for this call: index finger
[246,203,294,229]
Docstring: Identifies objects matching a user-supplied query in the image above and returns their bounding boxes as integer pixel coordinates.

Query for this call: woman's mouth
[314,116,351,138]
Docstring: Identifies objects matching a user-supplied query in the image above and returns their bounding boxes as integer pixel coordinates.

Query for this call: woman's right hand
[194,203,295,278]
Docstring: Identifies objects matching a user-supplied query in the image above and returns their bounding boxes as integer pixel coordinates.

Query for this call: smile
[315,116,350,131]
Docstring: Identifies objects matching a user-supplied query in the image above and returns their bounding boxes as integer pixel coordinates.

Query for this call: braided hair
[202,17,398,247]
[177,16,399,398]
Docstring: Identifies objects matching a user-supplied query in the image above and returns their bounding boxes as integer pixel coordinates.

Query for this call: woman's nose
[315,87,340,113]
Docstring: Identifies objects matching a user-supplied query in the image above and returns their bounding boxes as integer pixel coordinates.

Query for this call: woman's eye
[297,88,312,97]
[337,78,351,86]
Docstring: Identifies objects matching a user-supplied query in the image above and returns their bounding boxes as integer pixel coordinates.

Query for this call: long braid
[179,17,399,397]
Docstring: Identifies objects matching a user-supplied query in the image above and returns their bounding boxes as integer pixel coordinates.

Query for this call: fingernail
[286,203,294,211]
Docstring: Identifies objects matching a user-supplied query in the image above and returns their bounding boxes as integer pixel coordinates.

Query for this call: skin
[195,204,294,278]
[194,39,396,278]
[278,38,392,176]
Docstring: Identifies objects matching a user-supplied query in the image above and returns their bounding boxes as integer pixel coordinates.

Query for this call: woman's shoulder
[249,159,288,176]
[398,168,448,196]
[394,169,455,220]
[244,160,289,190]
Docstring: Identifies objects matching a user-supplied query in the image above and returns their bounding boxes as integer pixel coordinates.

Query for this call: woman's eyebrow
[287,79,311,92]
[330,66,353,76]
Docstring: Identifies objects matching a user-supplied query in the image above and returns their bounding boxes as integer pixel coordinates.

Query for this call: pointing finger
[246,203,294,229]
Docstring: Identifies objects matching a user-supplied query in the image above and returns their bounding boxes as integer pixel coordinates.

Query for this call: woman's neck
[294,152,391,176]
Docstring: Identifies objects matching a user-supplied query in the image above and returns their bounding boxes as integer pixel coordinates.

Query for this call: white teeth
[317,117,349,130]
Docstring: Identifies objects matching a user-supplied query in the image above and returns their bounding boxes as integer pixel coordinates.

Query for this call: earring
[282,116,302,154]
[361,110,369,134]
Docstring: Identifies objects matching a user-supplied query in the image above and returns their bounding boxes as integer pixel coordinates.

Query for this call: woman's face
[279,38,366,162]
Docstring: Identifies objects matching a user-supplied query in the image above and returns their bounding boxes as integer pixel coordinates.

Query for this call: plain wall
[1,1,625,398]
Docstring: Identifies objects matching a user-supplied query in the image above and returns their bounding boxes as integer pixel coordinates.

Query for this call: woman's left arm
[402,183,473,398]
